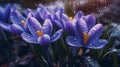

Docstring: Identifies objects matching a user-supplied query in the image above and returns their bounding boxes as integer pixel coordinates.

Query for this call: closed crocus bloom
[53,11,83,29]
[34,4,52,23]
[0,4,11,22]
[21,17,63,46]
[0,4,11,31]
[66,15,108,49]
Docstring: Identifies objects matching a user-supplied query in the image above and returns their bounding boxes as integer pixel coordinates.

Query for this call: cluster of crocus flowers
[0,4,108,49]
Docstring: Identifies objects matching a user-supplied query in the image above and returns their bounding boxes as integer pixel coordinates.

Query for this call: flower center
[83,32,90,45]
[36,30,43,36]
[69,17,73,22]
[21,20,25,26]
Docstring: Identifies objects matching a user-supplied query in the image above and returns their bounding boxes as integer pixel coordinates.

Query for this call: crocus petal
[88,24,103,44]
[37,5,49,20]
[66,36,82,47]
[24,8,32,16]
[84,14,96,30]
[66,21,75,36]
[11,10,25,25]
[21,32,38,43]
[28,17,42,36]
[38,4,45,10]
[74,11,83,20]
[86,39,108,49]
[77,18,88,33]
[76,18,88,43]
[51,29,63,42]
[53,20,63,28]
[0,21,10,31]
[54,12,60,21]
[34,11,43,22]
[62,13,69,22]
[10,24,24,35]
[0,7,3,20]
[3,4,11,22]
[61,13,69,29]
[42,19,53,35]
[37,34,50,46]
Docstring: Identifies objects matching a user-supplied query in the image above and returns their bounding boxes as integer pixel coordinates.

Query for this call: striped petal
[42,19,53,35]
[84,14,96,30]
[76,18,88,44]
[77,18,88,33]
[88,24,103,44]
[66,21,75,36]
[28,17,42,36]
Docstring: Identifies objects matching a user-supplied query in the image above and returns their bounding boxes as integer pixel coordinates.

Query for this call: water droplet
[93,28,96,31]
[74,38,77,41]
[73,11,76,13]
[89,44,92,46]
[53,34,56,37]
[27,34,30,38]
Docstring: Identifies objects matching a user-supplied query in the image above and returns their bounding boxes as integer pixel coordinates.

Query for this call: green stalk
[28,44,47,67]
[113,52,118,67]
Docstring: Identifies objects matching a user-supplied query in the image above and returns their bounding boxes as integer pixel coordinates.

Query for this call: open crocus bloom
[66,15,108,49]
[9,9,26,35]
[21,17,63,46]
[10,10,34,35]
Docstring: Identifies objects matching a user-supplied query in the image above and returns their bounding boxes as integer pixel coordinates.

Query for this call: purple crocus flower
[0,8,32,35]
[53,11,83,30]
[0,4,11,31]
[21,17,63,46]
[34,4,52,23]
[66,15,108,49]
[0,4,11,22]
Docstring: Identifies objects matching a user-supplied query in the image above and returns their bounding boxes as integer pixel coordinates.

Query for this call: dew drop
[27,34,30,38]
[73,38,77,41]
[53,34,56,37]
[89,44,92,46]
[93,28,96,31]
[73,11,76,14]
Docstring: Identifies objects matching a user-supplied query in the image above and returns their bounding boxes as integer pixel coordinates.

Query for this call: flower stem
[113,52,118,67]
[28,44,47,67]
